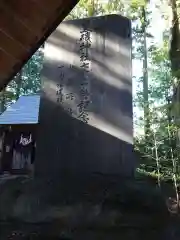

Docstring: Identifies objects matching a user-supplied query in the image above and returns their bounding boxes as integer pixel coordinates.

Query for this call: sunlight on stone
[47,20,131,93]
[42,16,132,145]
[91,58,131,92]
[57,21,131,60]
[45,42,131,93]
[45,44,79,66]
[90,113,133,144]
[57,23,80,41]
[43,77,132,145]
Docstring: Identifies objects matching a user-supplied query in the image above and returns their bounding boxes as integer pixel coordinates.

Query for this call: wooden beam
[0,49,19,74]
[0,30,29,59]
[2,0,48,35]
[0,5,37,47]
[0,0,79,91]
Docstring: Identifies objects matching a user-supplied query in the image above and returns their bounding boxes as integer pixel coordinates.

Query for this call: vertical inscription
[56,65,65,104]
[55,24,93,121]
[77,25,92,123]
[56,64,75,117]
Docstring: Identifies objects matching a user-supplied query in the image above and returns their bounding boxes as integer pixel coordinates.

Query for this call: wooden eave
[0,0,79,91]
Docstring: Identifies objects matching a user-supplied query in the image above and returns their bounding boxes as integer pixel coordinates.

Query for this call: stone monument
[36,14,134,198]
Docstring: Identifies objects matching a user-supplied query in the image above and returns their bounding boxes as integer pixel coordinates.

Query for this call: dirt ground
[0,174,180,239]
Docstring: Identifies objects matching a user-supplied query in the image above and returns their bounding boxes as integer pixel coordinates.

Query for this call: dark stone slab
[36,15,134,191]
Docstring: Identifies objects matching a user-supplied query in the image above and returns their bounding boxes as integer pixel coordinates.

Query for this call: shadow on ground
[1,173,180,239]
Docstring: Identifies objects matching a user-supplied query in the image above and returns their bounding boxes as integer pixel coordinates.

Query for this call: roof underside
[0,0,78,91]
[0,95,40,124]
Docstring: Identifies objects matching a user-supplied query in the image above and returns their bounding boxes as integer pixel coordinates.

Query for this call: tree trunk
[170,0,180,213]
[88,0,95,17]
[142,6,150,137]
[169,0,180,76]
[170,0,180,129]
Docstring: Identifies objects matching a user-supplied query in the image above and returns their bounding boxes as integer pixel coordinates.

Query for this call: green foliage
[135,39,180,194]
[102,0,124,14]
[133,1,180,200]
[20,49,43,95]
[2,48,44,109]
[68,0,105,18]
[68,0,126,19]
